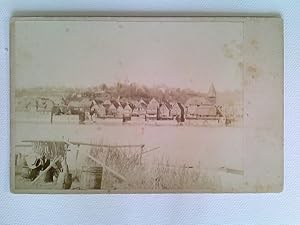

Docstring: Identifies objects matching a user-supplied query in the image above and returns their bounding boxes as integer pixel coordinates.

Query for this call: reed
[86,142,221,191]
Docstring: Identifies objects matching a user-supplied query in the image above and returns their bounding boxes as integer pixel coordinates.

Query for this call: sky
[13,20,243,92]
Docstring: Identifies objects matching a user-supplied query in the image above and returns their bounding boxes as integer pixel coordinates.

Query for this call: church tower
[207,83,216,105]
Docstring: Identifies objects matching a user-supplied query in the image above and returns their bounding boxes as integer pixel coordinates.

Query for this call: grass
[85,143,221,191]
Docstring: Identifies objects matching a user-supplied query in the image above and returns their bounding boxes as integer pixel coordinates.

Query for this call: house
[116,103,124,118]
[158,103,171,119]
[68,100,81,114]
[107,101,118,116]
[185,83,217,118]
[123,103,133,116]
[196,105,217,116]
[185,97,207,117]
[185,96,210,106]
[95,104,106,117]
[170,102,185,117]
[130,100,139,108]
[37,98,55,112]
[132,102,147,117]
[79,98,92,109]
[51,96,66,106]
[67,97,92,114]
[146,98,159,115]
[94,97,104,105]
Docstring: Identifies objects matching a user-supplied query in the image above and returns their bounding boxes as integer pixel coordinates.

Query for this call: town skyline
[16,79,243,94]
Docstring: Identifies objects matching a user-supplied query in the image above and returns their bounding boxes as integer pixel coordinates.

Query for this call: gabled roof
[164,101,172,110]
[108,103,117,109]
[79,98,92,108]
[98,103,106,109]
[160,102,171,110]
[128,102,135,110]
[116,105,124,111]
[139,102,147,109]
[177,102,185,110]
[124,103,133,110]
[130,100,139,107]
[94,98,104,105]
[120,102,127,108]
[185,96,210,106]
[139,98,147,105]
[68,100,81,108]
[50,96,66,105]
[103,99,111,105]
[149,98,159,105]
[111,100,120,108]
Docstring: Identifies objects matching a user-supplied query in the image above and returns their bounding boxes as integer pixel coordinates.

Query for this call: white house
[123,103,133,116]
[116,104,124,117]
[132,102,147,116]
[158,103,170,118]
[107,103,117,116]
[147,98,159,115]
[170,103,185,117]
[95,104,106,117]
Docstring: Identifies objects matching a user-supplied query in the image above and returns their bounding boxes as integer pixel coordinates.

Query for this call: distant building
[185,83,217,118]
[132,101,147,116]
[79,98,92,109]
[116,103,124,118]
[37,98,55,112]
[147,98,159,115]
[170,102,185,117]
[68,100,81,114]
[107,102,118,116]
[158,103,171,118]
[207,83,217,105]
[50,96,66,106]
[95,104,106,117]
[130,100,139,108]
[123,103,133,116]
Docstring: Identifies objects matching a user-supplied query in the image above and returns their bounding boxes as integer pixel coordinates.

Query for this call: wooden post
[73,144,80,180]
[104,148,110,166]
[139,145,144,165]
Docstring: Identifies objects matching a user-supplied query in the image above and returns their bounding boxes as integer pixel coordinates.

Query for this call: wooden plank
[22,140,66,144]
[23,139,144,149]
[142,147,160,155]
[31,156,62,184]
[15,144,33,148]
[156,163,194,169]
[70,141,144,149]
[218,167,244,176]
[81,151,126,182]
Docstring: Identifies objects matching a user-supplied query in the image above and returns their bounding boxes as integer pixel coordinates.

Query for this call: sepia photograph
[10,17,283,193]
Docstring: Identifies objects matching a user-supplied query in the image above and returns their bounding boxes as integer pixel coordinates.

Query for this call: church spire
[208,83,216,98]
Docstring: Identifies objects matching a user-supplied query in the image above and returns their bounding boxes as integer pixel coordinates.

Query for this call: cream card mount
[10,17,283,193]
